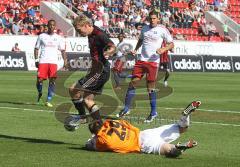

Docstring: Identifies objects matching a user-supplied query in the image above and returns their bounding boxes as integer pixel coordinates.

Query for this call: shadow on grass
[0,134,75,145]
[0,101,39,106]
[68,146,114,154]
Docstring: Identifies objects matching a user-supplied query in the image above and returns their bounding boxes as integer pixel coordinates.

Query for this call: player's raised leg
[178,100,201,128]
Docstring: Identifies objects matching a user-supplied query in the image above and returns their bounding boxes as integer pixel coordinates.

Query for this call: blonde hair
[73,14,93,27]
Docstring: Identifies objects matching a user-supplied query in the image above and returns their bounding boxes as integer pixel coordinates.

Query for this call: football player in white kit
[117,9,174,122]
[34,19,67,107]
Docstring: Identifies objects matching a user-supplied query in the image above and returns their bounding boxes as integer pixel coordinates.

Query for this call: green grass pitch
[0,71,239,167]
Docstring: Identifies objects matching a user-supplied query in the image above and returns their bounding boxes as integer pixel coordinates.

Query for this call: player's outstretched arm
[103,45,116,59]
[156,42,174,55]
[34,48,39,68]
[132,38,143,55]
[61,50,68,69]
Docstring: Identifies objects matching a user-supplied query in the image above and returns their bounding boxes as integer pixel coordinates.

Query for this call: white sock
[178,115,190,128]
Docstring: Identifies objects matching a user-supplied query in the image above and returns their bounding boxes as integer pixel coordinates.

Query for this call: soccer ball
[63,115,81,132]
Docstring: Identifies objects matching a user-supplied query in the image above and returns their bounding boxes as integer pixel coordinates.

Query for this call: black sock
[164,71,170,82]
[89,104,102,123]
[72,99,86,115]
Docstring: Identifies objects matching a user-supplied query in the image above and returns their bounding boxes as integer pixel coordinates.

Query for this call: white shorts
[139,124,180,154]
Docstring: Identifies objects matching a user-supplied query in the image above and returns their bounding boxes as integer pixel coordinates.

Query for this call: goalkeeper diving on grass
[65,101,201,158]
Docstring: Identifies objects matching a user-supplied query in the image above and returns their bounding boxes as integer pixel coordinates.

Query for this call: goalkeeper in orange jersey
[85,101,201,157]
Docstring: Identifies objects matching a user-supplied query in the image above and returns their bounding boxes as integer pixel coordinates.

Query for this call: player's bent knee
[147,89,157,94]
[38,78,44,82]
[164,146,182,158]
[130,78,140,87]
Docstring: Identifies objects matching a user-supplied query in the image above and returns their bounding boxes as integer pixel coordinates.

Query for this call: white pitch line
[0,106,53,113]
[94,105,240,114]
[191,121,240,127]
[0,106,239,127]
[164,107,240,114]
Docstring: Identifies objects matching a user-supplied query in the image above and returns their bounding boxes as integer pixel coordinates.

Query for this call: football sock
[149,90,157,116]
[123,86,135,112]
[47,81,55,102]
[164,71,170,82]
[90,104,102,123]
[72,98,86,115]
[36,81,43,94]
[178,115,190,128]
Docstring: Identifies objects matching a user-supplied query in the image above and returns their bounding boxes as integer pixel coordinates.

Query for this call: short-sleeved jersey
[160,40,169,63]
[139,25,173,63]
[95,120,141,153]
[88,26,115,68]
[35,33,65,64]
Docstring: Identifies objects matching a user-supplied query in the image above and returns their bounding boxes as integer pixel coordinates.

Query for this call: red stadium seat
[0,28,3,34]
[192,29,198,35]
[191,21,199,29]
[186,36,193,41]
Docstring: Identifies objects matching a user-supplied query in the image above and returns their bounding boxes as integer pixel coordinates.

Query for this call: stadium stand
[0,0,239,42]
[0,0,48,35]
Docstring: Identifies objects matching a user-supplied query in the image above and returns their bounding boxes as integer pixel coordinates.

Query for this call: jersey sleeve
[35,35,41,49]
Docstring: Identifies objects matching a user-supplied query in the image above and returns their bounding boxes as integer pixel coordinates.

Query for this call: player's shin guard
[72,98,86,116]
[123,86,136,112]
[47,81,55,102]
[149,90,157,116]
[89,104,102,124]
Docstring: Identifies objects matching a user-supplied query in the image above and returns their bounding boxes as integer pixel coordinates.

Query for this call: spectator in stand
[37,24,45,35]
[198,15,208,36]
[220,0,228,11]
[3,27,12,35]
[207,21,218,37]
[13,10,21,23]
[94,15,103,28]
[162,13,170,27]
[23,13,34,25]
[27,6,36,17]
[213,0,221,11]
[84,7,93,19]
[11,43,21,52]
[11,21,20,34]
[0,13,3,27]
[222,20,232,42]
[172,10,182,28]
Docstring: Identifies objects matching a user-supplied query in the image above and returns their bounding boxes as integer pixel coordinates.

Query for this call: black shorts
[78,66,110,94]
[160,62,170,70]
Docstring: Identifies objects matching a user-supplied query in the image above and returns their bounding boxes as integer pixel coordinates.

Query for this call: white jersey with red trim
[35,33,65,64]
[139,25,173,63]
